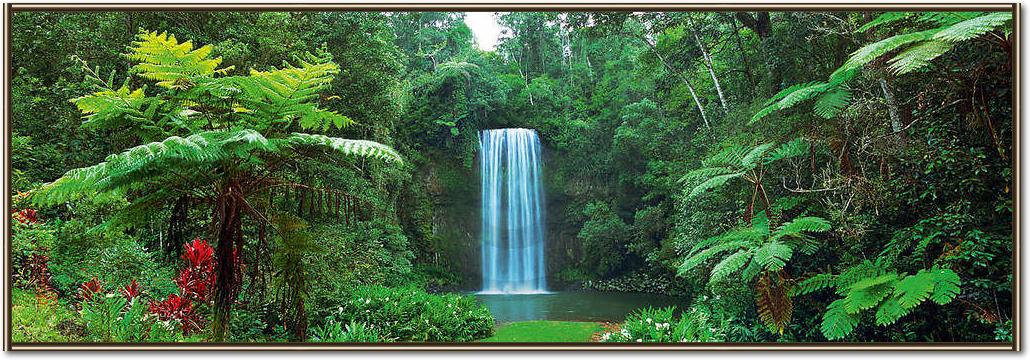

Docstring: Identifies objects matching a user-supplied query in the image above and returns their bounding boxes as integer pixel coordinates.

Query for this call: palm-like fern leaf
[128,31,232,88]
[933,12,1012,42]
[709,249,753,284]
[282,133,403,163]
[822,299,860,340]
[813,87,853,118]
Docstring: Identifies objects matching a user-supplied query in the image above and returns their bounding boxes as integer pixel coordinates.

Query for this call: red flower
[120,280,142,302]
[79,277,104,302]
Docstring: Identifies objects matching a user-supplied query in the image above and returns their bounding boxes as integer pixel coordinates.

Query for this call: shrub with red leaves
[12,208,39,224]
[79,277,104,303]
[176,239,216,303]
[149,294,202,335]
[120,280,142,302]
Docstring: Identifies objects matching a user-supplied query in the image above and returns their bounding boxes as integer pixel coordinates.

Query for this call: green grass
[480,321,604,342]
[11,288,84,342]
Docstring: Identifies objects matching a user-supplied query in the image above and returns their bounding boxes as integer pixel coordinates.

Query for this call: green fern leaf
[814,87,852,118]
[282,133,403,163]
[928,267,961,304]
[687,172,744,198]
[822,299,860,340]
[128,31,231,88]
[678,240,748,275]
[709,249,753,284]
[932,12,1012,42]
[791,273,837,297]
[764,138,809,164]
[874,297,912,326]
[754,240,793,271]
[842,29,940,73]
[887,40,954,75]
[894,270,935,308]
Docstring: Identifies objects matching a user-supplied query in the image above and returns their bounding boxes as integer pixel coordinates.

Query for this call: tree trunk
[878,78,907,148]
[735,12,772,39]
[212,180,243,341]
[692,27,728,111]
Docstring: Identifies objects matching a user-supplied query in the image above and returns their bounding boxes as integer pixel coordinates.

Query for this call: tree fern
[753,11,1011,120]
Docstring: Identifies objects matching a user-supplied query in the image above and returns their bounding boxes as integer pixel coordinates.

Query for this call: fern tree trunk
[213,180,244,341]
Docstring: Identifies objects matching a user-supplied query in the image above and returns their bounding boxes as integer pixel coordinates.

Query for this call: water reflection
[475,291,686,324]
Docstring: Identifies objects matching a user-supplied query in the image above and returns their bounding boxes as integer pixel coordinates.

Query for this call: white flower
[636,339,642,342]
[645,318,652,323]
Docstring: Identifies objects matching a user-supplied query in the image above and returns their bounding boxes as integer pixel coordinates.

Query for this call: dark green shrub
[310,320,388,342]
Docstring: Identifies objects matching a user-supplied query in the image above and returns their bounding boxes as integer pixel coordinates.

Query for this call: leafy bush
[318,285,494,342]
[577,202,630,278]
[599,302,729,343]
[310,320,388,342]
[79,291,195,342]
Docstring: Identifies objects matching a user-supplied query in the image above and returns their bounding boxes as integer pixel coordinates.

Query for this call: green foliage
[598,302,729,342]
[11,289,84,342]
[679,212,830,285]
[322,285,494,342]
[310,320,388,342]
[577,201,631,278]
[794,261,962,340]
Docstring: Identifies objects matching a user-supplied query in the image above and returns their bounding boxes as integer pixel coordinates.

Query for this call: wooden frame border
[2,1,1020,351]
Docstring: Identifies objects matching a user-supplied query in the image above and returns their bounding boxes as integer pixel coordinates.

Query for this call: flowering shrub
[149,294,202,335]
[320,285,494,342]
[599,302,729,343]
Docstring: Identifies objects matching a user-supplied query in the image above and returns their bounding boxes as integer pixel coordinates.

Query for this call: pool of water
[474,291,686,324]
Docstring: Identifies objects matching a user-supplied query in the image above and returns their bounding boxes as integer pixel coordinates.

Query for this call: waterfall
[479,128,547,294]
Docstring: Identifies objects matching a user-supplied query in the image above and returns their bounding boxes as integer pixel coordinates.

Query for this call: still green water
[475,291,686,324]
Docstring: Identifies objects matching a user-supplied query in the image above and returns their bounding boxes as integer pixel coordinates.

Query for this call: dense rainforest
[9,10,1013,344]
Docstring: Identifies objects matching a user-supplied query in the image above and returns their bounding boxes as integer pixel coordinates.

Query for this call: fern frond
[687,172,744,198]
[932,12,1012,42]
[754,240,793,271]
[764,138,809,164]
[791,273,837,297]
[842,273,896,314]
[71,85,150,129]
[230,49,345,131]
[841,29,940,73]
[822,299,859,340]
[741,143,775,168]
[928,267,961,304]
[678,240,748,275]
[775,216,831,238]
[894,271,935,308]
[282,133,403,163]
[813,87,852,118]
[887,40,954,75]
[756,273,793,334]
[709,249,753,284]
[128,31,231,88]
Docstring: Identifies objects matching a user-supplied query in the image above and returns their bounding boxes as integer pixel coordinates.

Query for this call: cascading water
[479,128,547,294]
